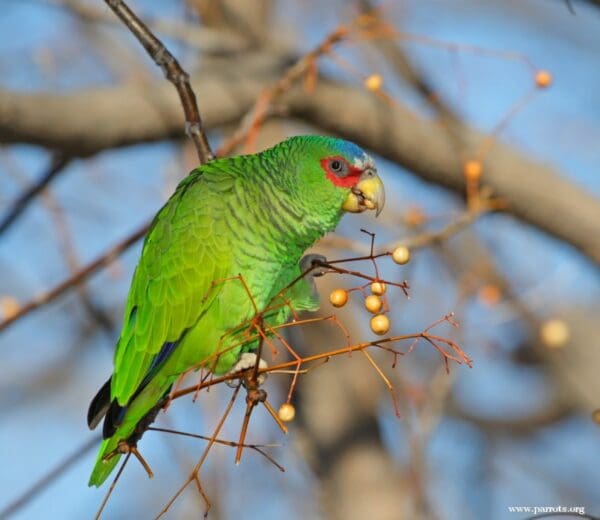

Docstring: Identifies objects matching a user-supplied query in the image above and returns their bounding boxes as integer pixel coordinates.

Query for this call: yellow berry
[364,74,383,91]
[392,246,411,265]
[535,70,552,88]
[463,160,482,181]
[404,207,427,228]
[478,284,501,306]
[539,318,569,348]
[370,281,386,295]
[329,289,348,308]
[370,314,390,335]
[364,294,383,314]
[0,296,20,320]
[278,403,296,422]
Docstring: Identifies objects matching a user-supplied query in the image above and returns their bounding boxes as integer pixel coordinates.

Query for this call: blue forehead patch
[332,138,366,161]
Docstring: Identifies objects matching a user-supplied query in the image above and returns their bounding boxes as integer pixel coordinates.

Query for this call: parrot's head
[282,135,385,219]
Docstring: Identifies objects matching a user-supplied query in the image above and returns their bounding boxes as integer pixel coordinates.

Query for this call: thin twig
[216,26,349,157]
[170,319,472,402]
[320,204,491,257]
[94,452,131,520]
[155,385,241,519]
[385,206,484,251]
[358,1,460,126]
[43,191,114,332]
[0,222,149,333]
[0,154,70,236]
[104,0,213,164]
[0,150,112,332]
[564,0,575,15]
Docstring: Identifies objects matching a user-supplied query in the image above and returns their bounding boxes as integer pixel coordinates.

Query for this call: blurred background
[1,1,600,519]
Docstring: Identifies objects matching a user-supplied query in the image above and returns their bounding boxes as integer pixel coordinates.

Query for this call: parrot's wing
[111,173,231,406]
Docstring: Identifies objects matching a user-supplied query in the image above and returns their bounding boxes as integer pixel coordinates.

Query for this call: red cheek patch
[321,157,362,188]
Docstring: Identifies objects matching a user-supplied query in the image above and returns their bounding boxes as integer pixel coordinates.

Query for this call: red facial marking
[320,156,363,188]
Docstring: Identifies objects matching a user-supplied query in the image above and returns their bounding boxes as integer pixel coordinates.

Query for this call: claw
[300,253,328,277]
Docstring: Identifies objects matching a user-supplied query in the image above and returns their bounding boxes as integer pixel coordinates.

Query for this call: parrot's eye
[327,157,349,176]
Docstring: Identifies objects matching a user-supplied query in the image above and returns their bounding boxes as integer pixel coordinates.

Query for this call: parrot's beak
[342,169,385,217]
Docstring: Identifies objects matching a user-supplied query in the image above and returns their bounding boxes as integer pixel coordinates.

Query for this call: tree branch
[1,60,598,265]
[0,57,278,155]
[0,223,149,333]
[103,0,213,164]
[0,154,70,236]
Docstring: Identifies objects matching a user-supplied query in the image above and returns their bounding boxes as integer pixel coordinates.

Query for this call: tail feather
[103,400,126,439]
[88,438,122,487]
[87,377,112,430]
[87,377,128,487]
[87,380,174,487]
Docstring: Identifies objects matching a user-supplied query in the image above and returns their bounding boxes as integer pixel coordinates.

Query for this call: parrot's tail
[87,377,128,487]
[88,438,122,487]
[87,383,174,487]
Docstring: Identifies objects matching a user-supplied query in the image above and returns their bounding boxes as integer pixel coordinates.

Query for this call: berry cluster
[328,245,411,336]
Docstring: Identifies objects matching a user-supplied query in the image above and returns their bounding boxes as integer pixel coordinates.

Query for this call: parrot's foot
[105,440,154,479]
[300,253,328,277]
[226,352,268,388]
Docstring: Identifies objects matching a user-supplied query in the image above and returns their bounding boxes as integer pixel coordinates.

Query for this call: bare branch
[0,58,277,154]
[0,154,70,236]
[103,0,213,164]
[0,222,149,333]
[358,0,460,126]
[216,27,348,156]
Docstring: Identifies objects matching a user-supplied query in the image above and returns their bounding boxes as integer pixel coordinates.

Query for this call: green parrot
[87,135,385,486]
